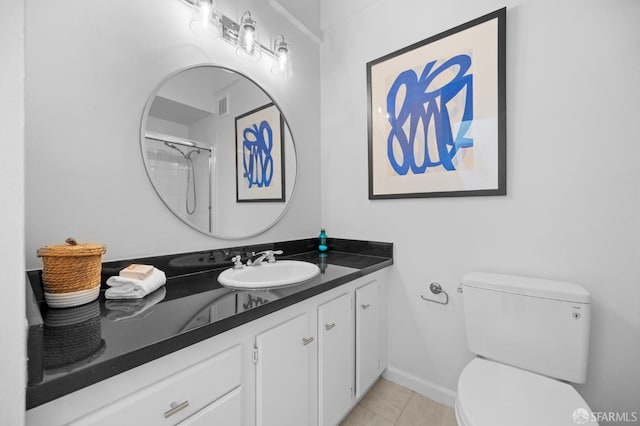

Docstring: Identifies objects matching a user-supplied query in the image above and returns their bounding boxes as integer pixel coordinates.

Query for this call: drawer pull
[325,323,336,331]
[164,400,189,418]
[302,337,314,346]
[361,304,371,310]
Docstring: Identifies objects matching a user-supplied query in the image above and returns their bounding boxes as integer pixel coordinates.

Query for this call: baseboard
[382,366,457,407]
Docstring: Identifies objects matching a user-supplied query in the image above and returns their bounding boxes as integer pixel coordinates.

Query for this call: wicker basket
[37,238,107,295]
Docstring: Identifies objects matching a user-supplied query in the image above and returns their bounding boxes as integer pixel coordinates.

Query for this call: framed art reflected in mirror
[235,103,286,202]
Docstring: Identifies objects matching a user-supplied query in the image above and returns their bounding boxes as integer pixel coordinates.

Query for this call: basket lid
[37,237,107,257]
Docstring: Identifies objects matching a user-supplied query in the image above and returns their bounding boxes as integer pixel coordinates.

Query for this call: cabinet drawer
[177,386,242,426]
[72,344,242,425]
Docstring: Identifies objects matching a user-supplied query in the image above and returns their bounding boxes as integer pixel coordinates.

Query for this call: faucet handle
[265,250,283,263]
[249,249,283,265]
[231,255,244,269]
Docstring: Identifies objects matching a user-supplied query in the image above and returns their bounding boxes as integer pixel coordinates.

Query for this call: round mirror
[140,65,297,239]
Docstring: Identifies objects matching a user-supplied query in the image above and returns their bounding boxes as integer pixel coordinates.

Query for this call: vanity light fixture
[179,0,293,77]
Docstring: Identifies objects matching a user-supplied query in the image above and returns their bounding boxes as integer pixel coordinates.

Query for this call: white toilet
[456,272,599,426]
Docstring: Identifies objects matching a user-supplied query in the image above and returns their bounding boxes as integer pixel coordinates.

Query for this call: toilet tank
[462,272,591,383]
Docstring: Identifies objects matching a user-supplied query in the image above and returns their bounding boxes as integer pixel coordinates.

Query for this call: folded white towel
[105,267,166,299]
[105,287,166,321]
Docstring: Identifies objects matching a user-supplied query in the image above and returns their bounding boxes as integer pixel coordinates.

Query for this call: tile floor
[340,378,457,426]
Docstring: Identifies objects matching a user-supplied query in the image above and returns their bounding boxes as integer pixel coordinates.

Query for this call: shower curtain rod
[145,131,213,152]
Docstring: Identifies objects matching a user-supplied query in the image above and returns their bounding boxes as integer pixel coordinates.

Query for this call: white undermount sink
[217,260,321,290]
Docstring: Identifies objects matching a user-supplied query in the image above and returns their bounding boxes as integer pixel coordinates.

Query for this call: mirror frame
[139,64,298,239]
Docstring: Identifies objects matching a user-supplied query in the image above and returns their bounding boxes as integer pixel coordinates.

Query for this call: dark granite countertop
[25,238,393,409]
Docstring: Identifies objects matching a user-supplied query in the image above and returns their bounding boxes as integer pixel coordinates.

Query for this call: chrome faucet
[247,250,283,266]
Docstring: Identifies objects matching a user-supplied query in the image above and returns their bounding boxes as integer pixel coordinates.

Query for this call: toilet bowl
[455,358,597,426]
[458,272,598,426]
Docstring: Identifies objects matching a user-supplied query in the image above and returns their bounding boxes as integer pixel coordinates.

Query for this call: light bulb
[272,35,292,78]
[200,1,212,28]
[236,11,261,61]
[189,0,218,37]
[278,51,289,70]
[242,27,255,53]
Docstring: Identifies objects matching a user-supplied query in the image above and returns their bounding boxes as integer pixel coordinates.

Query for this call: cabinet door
[355,280,380,398]
[318,293,353,426]
[177,386,242,426]
[256,313,314,426]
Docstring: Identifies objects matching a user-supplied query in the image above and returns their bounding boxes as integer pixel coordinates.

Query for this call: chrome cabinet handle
[325,323,336,331]
[302,337,314,346]
[361,304,371,310]
[164,400,189,418]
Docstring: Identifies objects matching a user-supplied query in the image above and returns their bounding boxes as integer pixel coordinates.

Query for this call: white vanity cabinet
[255,313,315,426]
[26,268,389,426]
[355,280,382,398]
[318,293,354,426]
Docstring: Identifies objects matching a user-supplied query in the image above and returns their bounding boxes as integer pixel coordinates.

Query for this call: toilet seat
[456,358,598,426]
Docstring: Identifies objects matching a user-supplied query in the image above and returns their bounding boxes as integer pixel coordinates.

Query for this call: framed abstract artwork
[367,8,506,199]
[235,102,285,202]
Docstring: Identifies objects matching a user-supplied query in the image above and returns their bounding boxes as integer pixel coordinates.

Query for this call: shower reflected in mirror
[145,132,212,231]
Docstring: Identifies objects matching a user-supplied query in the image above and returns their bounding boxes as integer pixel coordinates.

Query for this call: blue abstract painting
[367,8,506,199]
[386,54,473,175]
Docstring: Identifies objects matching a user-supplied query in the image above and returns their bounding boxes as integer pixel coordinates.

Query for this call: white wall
[321,0,640,418]
[0,0,26,424]
[25,0,321,269]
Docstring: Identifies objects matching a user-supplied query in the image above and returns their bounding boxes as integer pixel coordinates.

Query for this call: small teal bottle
[318,228,328,257]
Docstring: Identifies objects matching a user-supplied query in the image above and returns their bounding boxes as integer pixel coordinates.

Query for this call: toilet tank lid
[462,272,591,303]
